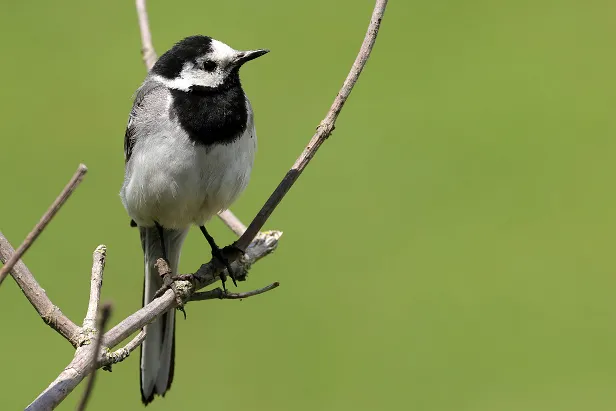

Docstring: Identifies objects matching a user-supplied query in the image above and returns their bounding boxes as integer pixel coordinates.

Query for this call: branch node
[0,164,87,285]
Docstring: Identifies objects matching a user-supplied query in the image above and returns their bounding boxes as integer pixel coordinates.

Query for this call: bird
[119,35,268,405]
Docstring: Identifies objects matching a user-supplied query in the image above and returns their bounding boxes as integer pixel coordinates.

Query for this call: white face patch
[155,39,240,91]
[208,39,237,63]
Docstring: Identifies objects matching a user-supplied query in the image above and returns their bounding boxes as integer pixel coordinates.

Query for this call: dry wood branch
[103,230,281,348]
[110,0,390,349]
[0,164,87,286]
[26,231,281,410]
[191,281,279,301]
[136,0,156,69]
[25,245,114,411]
[76,303,112,411]
[82,246,106,331]
[23,0,388,408]
[77,248,110,411]
[236,0,388,252]
[0,172,90,345]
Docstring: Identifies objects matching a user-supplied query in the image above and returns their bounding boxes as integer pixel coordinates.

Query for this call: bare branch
[26,230,281,410]
[24,0,388,407]
[0,164,87,286]
[76,303,113,411]
[103,230,282,348]
[75,246,110,410]
[135,0,156,70]
[83,246,107,331]
[191,281,279,301]
[235,0,388,252]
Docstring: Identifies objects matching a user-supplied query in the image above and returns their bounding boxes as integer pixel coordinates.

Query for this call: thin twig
[235,0,387,252]
[76,303,113,411]
[133,0,248,236]
[26,230,281,410]
[135,0,157,70]
[83,246,107,331]
[76,245,109,410]
[0,164,87,286]
[191,281,279,301]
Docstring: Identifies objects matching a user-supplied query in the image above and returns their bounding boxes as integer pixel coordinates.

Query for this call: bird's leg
[153,222,186,316]
[154,221,172,291]
[199,225,238,291]
[155,222,168,261]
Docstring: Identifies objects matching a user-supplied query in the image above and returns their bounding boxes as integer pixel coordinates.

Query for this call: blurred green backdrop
[1,0,615,410]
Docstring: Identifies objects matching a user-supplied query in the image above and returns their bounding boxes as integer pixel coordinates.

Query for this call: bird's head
[151,35,269,92]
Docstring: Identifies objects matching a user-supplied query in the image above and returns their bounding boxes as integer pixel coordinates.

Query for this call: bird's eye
[201,60,217,72]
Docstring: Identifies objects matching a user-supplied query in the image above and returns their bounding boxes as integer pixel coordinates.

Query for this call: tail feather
[139,226,188,405]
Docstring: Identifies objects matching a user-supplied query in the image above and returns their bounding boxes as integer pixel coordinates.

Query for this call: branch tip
[0,164,88,285]
[83,244,107,330]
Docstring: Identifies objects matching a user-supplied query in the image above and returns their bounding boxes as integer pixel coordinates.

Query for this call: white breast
[120,101,257,229]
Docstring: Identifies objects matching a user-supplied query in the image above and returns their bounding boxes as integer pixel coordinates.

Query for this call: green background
[1,0,615,409]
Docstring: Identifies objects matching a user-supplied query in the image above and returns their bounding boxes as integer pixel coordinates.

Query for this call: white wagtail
[119,35,268,404]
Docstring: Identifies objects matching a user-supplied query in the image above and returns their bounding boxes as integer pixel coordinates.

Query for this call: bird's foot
[198,226,244,291]
[153,258,188,319]
[212,243,243,292]
[171,243,242,291]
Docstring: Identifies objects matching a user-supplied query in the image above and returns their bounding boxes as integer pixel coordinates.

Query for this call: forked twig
[191,281,280,301]
[76,247,110,411]
[102,230,282,349]
[0,164,87,286]
[21,0,388,408]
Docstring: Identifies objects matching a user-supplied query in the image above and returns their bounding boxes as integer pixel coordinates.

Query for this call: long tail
[139,226,189,405]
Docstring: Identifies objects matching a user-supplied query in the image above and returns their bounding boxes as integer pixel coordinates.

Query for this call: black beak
[234,49,270,66]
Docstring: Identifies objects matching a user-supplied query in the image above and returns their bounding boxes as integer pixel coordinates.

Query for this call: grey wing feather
[124,78,165,163]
